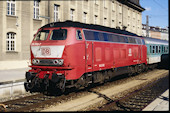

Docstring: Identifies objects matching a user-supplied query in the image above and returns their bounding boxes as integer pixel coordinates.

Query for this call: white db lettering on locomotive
[41,47,51,56]
[31,45,65,58]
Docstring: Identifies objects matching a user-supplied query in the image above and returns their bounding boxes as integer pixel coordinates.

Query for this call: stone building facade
[0,0,144,69]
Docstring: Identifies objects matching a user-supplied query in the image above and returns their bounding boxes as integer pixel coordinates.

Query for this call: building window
[83,12,87,23]
[34,0,39,19]
[94,0,99,5]
[158,46,161,53]
[6,32,16,51]
[94,15,97,24]
[112,20,114,28]
[112,1,114,11]
[128,8,130,17]
[54,4,59,22]
[103,0,105,7]
[119,4,122,13]
[7,0,16,16]
[70,9,74,21]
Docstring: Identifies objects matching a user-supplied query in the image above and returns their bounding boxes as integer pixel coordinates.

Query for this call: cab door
[85,41,93,72]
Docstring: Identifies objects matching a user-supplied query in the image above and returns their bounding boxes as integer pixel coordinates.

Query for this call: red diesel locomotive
[24,21,147,93]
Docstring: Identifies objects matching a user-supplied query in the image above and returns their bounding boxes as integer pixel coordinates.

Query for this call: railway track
[0,88,91,112]
[93,74,169,111]
[0,69,168,112]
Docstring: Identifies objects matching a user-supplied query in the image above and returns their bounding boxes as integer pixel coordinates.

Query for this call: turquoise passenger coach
[143,37,169,65]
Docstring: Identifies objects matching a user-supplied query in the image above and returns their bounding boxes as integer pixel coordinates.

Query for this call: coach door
[85,41,93,72]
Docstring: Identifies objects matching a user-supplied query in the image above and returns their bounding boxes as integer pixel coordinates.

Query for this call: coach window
[156,46,158,53]
[150,45,152,53]
[76,30,82,40]
[162,46,164,53]
[165,46,168,53]
[163,46,166,53]
[152,46,155,54]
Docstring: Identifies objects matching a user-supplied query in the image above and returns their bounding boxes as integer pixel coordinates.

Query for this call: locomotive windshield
[34,30,50,41]
[50,29,67,40]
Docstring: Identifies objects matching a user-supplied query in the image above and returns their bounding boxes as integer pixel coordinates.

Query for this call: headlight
[53,60,58,65]
[58,59,64,65]
[32,59,36,64]
[53,59,64,66]
[32,59,40,65]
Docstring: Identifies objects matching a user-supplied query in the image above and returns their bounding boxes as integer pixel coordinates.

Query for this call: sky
[140,0,168,28]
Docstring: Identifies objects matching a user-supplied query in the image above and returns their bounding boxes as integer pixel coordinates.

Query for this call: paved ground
[143,89,169,111]
[0,67,30,83]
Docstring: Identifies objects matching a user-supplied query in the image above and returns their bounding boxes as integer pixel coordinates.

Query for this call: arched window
[6,32,16,51]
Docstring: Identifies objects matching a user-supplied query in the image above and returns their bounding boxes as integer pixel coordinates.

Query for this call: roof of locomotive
[40,20,140,37]
[143,37,169,45]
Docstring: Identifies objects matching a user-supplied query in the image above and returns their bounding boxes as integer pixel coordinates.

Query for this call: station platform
[0,67,30,83]
[142,89,169,111]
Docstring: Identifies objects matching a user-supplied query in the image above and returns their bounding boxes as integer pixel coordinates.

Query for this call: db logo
[41,47,51,56]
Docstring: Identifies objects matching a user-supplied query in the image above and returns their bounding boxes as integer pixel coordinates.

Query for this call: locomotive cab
[31,28,67,66]
[24,27,86,93]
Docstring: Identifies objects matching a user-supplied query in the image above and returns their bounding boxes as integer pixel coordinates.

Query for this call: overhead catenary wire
[152,0,168,11]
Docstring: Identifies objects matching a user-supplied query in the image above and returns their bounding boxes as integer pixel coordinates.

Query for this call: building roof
[117,0,145,12]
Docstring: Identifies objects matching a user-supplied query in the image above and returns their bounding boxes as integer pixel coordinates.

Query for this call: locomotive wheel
[96,72,104,84]
[128,66,136,76]
[24,77,37,92]
[107,70,113,80]
[137,64,142,74]
[104,71,109,82]
[58,78,66,93]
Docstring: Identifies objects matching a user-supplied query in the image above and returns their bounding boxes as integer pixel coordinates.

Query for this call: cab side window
[76,30,83,40]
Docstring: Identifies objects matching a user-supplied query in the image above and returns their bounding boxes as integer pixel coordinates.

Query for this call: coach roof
[40,20,140,37]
